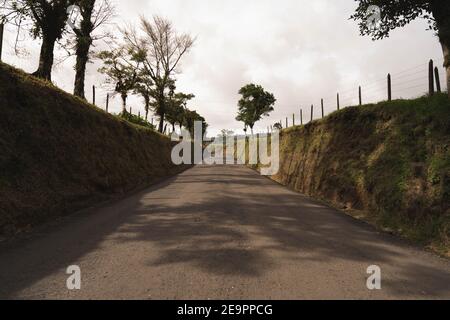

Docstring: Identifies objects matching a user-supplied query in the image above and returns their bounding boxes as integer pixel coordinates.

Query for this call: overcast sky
[2,0,445,136]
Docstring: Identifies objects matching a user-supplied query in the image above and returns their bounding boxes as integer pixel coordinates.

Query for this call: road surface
[0,165,449,299]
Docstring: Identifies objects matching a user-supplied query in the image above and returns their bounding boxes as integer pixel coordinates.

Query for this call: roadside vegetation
[0,62,186,236]
[267,94,450,256]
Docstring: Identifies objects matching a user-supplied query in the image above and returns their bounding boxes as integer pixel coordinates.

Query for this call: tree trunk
[33,34,57,80]
[74,36,92,99]
[441,42,450,98]
[431,1,450,98]
[159,112,165,133]
[145,103,149,121]
[121,93,127,113]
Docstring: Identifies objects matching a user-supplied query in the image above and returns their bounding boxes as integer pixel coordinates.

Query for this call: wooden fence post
[92,85,96,105]
[321,99,324,118]
[429,59,435,96]
[358,86,362,106]
[310,104,313,122]
[434,67,441,93]
[0,23,4,62]
[300,108,303,125]
[286,117,288,129]
[387,73,392,101]
[337,93,340,111]
[293,113,295,126]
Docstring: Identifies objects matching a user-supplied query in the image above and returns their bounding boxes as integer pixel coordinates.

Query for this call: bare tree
[123,16,194,133]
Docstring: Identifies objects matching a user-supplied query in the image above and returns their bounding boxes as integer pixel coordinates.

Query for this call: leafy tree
[166,91,195,132]
[133,71,155,121]
[70,0,114,99]
[97,45,143,112]
[236,84,276,135]
[273,122,283,131]
[122,16,195,133]
[183,109,207,137]
[351,0,450,98]
[1,0,75,80]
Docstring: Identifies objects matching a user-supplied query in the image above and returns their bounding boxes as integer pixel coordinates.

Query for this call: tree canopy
[351,0,450,97]
[236,84,276,134]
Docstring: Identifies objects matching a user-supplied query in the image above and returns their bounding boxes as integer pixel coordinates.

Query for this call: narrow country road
[0,165,449,299]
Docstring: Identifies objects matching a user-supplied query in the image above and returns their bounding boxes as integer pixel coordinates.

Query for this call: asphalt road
[0,165,449,299]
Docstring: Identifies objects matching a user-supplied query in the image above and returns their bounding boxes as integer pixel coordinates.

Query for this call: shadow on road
[0,165,449,298]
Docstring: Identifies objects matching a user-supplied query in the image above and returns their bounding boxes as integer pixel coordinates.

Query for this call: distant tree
[166,90,195,132]
[1,0,75,80]
[70,0,115,99]
[351,0,450,98]
[183,109,207,137]
[97,45,143,112]
[133,71,155,121]
[122,16,195,133]
[236,84,276,135]
[273,122,283,131]
[218,129,235,138]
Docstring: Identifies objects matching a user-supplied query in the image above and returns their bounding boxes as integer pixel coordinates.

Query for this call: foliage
[118,110,155,130]
[350,1,450,99]
[97,45,143,110]
[122,16,195,132]
[273,122,283,130]
[183,109,208,137]
[166,91,195,129]
[236,84,276,133]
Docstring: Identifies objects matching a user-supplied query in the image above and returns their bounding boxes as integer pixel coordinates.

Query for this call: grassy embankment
[257,95,449,256]
[0,63,183,236]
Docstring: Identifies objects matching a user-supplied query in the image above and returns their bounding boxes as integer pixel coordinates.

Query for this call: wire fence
[269,58,447,133]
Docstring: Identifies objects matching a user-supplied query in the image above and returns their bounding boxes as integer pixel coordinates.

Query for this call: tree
[351,0,450,98]
[133,71,154,121]
[122,16,195,133]
[166,89,195,132]
[183,109,207,137]
[70,0,114,99]
[97,45,143,113]
[1,0,75,80]
[273,122,283,131]
[236,84,276,135]
[218,129,235,138]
